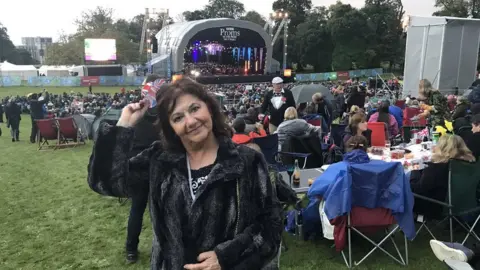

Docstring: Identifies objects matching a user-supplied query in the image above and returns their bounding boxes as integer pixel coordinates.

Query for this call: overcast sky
[1,0,437,45]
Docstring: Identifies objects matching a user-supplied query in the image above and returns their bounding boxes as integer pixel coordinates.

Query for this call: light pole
[268,10,289,73]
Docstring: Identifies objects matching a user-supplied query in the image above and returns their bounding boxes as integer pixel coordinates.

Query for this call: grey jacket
[87,123,282,270]
[276,119,321,148]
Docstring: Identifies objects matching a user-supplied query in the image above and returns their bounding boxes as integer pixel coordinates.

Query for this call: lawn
[0,89,445,270]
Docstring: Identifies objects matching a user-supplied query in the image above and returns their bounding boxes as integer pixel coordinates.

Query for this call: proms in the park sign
[220,27,241,41]
[189,26,266,47]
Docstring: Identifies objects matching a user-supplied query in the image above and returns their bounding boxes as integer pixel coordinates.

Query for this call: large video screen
[84,39,117,61]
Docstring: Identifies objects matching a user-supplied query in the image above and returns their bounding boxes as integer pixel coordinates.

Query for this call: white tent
[38,65,71,77]
[403,16,480,97]
[0,61,38,80]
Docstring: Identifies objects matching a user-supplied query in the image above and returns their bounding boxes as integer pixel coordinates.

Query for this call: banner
[80,76,100,86]
[27,77,81,87]
[296,68,384,82]
[0,76,148,87]
[1,76,22,87]
[337,71,349,80]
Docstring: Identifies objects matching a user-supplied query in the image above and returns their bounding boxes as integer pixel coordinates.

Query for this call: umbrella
[290,84,334,104]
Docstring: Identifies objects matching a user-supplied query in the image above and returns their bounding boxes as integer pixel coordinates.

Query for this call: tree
[433,0,478,18]
[327,2,370,70]
[294,7,333,71]
[75,7,114,35]
[271,0,313,66]
[183,10,208,21]
[0,23,37,64]
[361,0,405,68]
[183,0,245,21]
[241,11,266,26]
[204,0,245,19]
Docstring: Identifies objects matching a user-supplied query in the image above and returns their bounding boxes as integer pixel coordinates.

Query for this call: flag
[142,79,166,108]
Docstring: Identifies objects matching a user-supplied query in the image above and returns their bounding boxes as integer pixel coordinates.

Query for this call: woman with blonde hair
[417,78,450,127]
[275,107,321,149]
[411,135,475,218]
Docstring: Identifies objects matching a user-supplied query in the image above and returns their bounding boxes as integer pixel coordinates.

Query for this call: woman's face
[358,121,368,132]
[472,123,480,134]
[169,94,213,144]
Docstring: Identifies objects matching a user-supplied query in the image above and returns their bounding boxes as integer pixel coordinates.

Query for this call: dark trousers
[126,188,149,252]
[9,121,20,140]
[30,116,38,143]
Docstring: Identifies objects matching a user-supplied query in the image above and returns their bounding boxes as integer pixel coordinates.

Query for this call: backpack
[323,144,344,164]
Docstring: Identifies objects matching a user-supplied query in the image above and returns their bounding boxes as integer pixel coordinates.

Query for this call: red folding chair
[395,100,406,109]
[403,107,427,126]
[368,122,388,147]
[306,119,321,126]
[57,117,85,148]
[35,118,60,150]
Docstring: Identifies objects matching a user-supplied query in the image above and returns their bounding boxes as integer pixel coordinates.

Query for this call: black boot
[126,250,138,263]
[12,138,15,142]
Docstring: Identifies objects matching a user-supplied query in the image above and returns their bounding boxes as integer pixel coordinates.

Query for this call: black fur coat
[87,123,283,270]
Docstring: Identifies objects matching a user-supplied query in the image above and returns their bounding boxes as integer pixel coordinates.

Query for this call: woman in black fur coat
[88,78,282,270]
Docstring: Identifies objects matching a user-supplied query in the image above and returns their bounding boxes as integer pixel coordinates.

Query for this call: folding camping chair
[325,162,411,268]
[36,118,60,150]
[367,122,389,147]
[414,159,480,244]
[252,134,310,171]
[57,117,85,148]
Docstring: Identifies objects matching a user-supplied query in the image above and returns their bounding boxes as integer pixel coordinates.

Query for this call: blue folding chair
[252,134,310,171]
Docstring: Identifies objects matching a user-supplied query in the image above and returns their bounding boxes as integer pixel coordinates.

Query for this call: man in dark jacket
[5,98,21,142]
[29,89,49,143]
[125,74,165,263]
[261,77,296,133]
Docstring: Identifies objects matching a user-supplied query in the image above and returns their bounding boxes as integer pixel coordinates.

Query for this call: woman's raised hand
[116,99,150,128]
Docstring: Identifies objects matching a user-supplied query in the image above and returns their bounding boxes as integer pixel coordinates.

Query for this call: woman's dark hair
[377,101,390,126]
[349,112,366,136]
[345,135,368,153]
[155,78,230,151]
[472,114,480,126]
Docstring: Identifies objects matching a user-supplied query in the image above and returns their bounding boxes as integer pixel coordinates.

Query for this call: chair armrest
[278,152,311,158]
[413,193,451,207]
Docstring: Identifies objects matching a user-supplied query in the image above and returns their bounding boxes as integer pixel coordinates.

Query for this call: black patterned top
[190,163,215,197]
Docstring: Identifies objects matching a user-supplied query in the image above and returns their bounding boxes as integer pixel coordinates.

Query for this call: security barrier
[0,76,147,87]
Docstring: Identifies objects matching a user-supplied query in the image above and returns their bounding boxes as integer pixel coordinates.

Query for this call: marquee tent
[38,65,71,77]
[0,61,38,80]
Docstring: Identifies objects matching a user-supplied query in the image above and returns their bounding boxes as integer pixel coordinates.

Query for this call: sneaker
[126,250,138,263]
[444,259,474,270]
[430,240,474,262]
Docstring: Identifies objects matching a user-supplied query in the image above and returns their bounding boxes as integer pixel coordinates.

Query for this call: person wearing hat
[261,77,296,133]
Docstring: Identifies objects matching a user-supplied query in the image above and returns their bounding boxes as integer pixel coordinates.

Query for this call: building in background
[21,37,53,64]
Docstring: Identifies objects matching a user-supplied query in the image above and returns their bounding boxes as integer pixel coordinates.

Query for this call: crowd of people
[3,73,480,269]
[184,62,242,76]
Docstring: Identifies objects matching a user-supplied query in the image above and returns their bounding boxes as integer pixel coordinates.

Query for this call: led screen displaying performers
[184,26,267,76]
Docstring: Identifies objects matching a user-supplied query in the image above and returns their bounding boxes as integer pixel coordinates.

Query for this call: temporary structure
[38,65,71,77]
[403,16,480,97]
[0,61,38,80]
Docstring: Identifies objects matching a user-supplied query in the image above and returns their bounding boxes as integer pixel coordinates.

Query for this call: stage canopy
[152,18,273,75]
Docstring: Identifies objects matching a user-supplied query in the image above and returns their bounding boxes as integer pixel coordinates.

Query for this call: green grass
[0,110,446,270]
[0,86,127,98]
